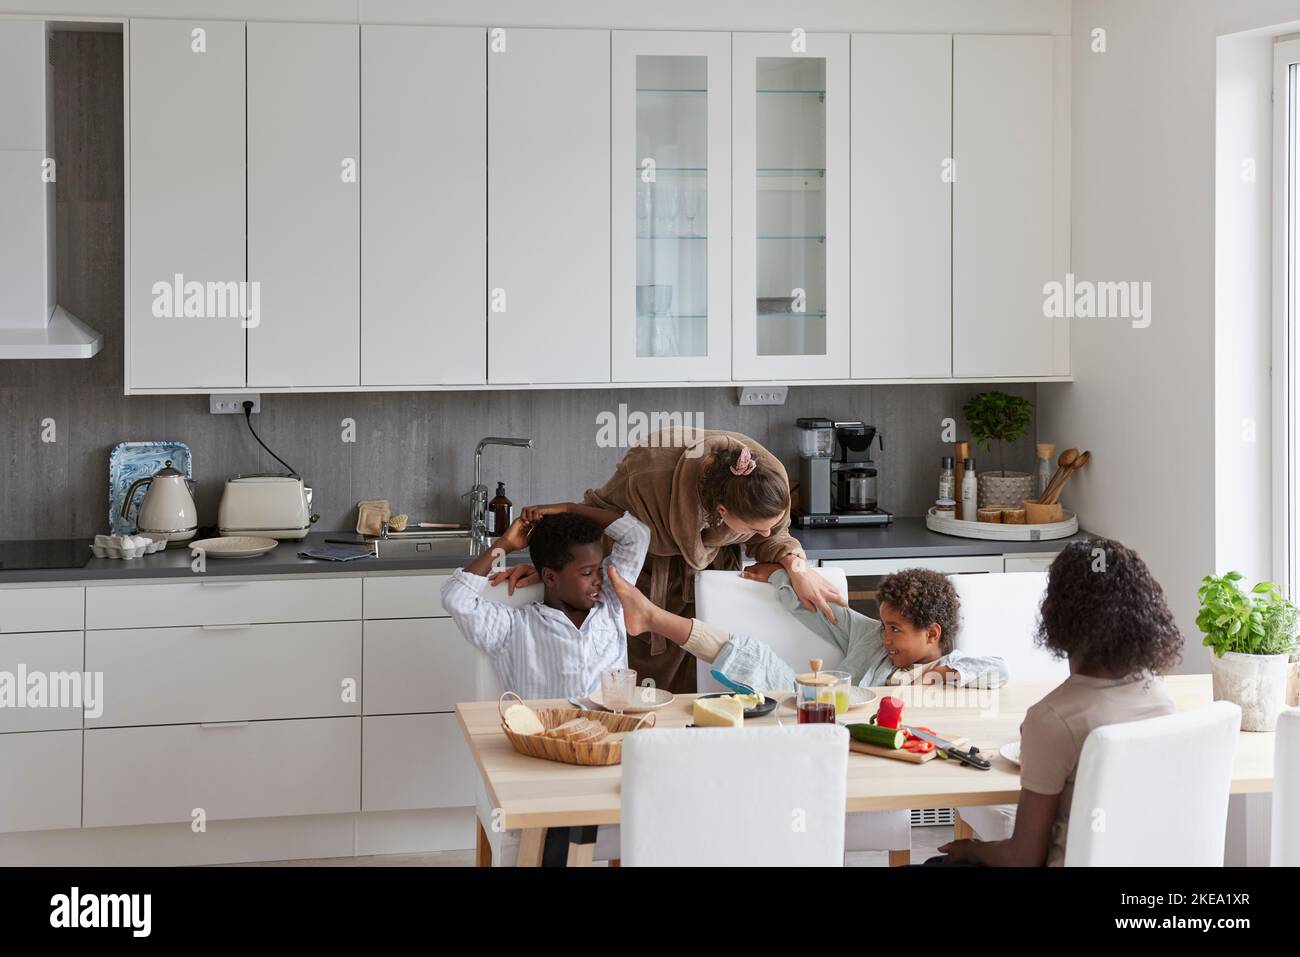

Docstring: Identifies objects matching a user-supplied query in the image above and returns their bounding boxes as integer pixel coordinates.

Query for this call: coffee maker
[793,418,893,527]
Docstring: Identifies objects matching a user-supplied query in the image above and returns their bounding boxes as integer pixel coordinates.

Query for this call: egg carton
[91,534,168,560]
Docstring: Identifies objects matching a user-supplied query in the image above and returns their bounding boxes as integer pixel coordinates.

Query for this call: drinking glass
[601,668,637,715]
[822,670,852,715]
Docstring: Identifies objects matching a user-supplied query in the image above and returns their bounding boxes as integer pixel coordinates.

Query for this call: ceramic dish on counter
[188,536,279,559]
[999,741,1022,766]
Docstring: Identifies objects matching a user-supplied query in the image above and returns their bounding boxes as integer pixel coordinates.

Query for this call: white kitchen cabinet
[0,585,83,633]
[0,730,81,833]
[1003,552,1061,573]
[819,555,1004,576]
[0,19,47,151]
[247,22,360,388]
[363,618,477,715]
[363,573,452,619]
[84,577,361,629]
[362,713,476,811]
[127,18,246,390]
[361,25,486,386]
[85,621,361,727]
[83,716,361,827]
[851,34,952,378]
[611,31,731,382]
[488,28,611,384]
[953,35,1070,378]
[732,32,849,381]
[0,631,84,734]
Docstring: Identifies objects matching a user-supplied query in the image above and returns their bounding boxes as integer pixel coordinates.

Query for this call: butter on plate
[692,696,746,728]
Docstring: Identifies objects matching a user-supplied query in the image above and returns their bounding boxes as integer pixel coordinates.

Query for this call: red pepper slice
[902,738,935,754]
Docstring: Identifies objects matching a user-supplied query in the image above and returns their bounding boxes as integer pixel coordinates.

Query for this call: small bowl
[1001,508,1027,525]
[1023,500,1063,524]
[976,507,1003,523]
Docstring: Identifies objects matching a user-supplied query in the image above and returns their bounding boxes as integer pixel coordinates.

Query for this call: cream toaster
[217,474,319,540]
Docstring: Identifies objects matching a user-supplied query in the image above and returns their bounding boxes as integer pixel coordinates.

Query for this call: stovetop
[0,539,92,572]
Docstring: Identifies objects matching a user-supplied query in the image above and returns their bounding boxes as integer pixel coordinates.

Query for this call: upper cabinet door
[488,28,611,385]
[953,35,1070,378]
[732,32,849,381]
[851,34,952,379]
[611,31,730,383]
[128,19,246,389]
[247,22,360,388]
[361,26,486,387]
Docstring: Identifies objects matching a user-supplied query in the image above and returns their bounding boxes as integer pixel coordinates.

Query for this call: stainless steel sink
[367,529,478,559]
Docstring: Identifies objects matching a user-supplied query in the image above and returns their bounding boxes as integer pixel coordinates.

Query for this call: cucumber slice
[847,723,905,749]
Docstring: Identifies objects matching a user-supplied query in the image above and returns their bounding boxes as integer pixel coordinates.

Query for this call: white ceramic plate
[189,536,278,559]
[587,686,674,713]
[780,686,878,713]
[999,741,1021,766]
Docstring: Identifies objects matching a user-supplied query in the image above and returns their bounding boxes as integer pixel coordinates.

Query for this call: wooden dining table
[455,674,1277,866]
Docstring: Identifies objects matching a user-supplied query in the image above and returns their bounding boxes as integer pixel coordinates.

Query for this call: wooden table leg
[566,824,598,868]
[953,811,975,842]
[516,828,545,867]
[475,819,493,868]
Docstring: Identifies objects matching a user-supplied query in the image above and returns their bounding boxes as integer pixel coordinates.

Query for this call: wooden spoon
[1037,448,1079,504]
[1045,450,1090,505]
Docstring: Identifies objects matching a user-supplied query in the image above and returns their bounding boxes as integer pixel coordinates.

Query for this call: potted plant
[962,391,1035,507]
[1196,571,1299,731]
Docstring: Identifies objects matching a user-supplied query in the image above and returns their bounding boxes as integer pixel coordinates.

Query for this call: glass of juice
[823,671,852,715]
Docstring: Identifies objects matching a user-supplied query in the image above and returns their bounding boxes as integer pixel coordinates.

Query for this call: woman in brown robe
[489,427,847,692]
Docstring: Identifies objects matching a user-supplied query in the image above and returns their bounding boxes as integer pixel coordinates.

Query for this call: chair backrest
[948,572,1067,683]
[621,724,848,866]
[474,579,544,699]
[1064,701,1240,866]
[1272,707,1300,866]
[694,567,850,693]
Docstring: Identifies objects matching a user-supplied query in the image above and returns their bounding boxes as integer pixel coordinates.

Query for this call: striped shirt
[440,512,651,700]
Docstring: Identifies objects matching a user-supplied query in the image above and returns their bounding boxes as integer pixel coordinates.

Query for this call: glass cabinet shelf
[638,234,708,240]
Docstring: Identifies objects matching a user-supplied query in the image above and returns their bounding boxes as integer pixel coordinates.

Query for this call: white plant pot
[977,471,1035,509]
[1209,651,1290,732]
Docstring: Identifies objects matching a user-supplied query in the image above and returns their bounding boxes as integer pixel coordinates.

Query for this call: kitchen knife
[902,725,991,770]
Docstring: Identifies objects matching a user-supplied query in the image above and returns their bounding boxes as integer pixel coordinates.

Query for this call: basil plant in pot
[962,390,1035,508]
[1196,571,1299,731]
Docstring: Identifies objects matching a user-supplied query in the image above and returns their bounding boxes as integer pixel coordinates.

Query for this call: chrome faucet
[469,436,534,546]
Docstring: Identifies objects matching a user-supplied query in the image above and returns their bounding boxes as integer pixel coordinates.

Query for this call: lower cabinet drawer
[364,574,452,619]
[821,555,1005,576]
[363,618,478,715]
[85,621,362,727]
[83,717,361,827]
[0,631,85,733]
[361,713,475,812]
[0,729,82,833]
[1002,553,1059,573]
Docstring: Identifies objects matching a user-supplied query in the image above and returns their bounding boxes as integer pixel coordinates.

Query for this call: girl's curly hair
[876,568,960,654]
[1036,538,1183,676]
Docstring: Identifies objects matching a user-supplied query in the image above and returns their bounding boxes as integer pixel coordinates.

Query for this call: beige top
[1019,671,1176,866]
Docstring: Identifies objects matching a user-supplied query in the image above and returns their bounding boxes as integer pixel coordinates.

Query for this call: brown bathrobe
[583,427,805,693]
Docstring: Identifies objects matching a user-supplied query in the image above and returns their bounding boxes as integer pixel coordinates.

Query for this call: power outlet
[210,394,261,414]
[736,385,789,406]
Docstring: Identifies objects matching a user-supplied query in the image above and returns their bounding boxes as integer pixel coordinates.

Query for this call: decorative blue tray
[108,441,194,535]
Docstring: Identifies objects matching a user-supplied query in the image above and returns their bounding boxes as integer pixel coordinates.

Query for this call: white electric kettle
[121,463,198,544]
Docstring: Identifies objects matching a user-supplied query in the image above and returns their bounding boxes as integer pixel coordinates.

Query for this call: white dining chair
[470,577,622,866]
[621,724,848,866]
[948,571,1063,842]
[1271,707,1300,866]
[1063,701,1240,866]
[694,568,913,865]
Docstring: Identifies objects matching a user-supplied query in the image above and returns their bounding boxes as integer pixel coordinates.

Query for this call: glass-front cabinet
[611,31,731,382]
[732,33,849,380]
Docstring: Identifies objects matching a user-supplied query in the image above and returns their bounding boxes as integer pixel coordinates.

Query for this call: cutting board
[849,733,970,764]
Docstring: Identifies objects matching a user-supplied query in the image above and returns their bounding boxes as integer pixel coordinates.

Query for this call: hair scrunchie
[730,446,758,476]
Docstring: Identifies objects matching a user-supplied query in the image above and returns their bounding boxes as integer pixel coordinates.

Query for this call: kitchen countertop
[0,518,1090,585]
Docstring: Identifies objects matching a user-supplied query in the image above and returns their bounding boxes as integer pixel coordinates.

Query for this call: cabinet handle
[199,721,250,729]
[199,623,252,632]
[198,581,248,588]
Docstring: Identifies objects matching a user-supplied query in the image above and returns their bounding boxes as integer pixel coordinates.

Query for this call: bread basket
[498,691,657,766]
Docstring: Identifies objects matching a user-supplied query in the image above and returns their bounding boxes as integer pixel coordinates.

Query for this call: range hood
[0,19,102,360]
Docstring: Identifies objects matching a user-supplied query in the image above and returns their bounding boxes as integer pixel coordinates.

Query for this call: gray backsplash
[0,31,1040,541]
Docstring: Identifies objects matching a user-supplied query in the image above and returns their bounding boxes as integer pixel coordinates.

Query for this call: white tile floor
[228,825,953,867]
